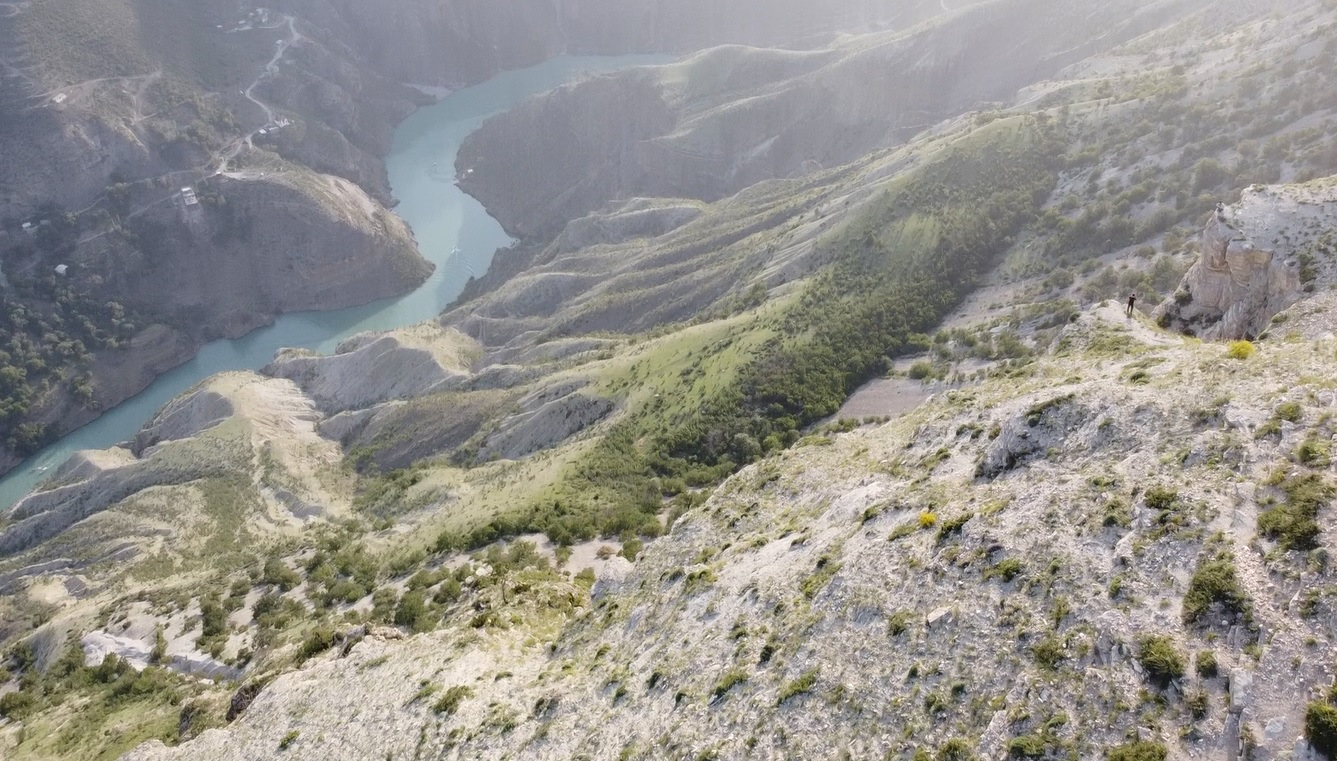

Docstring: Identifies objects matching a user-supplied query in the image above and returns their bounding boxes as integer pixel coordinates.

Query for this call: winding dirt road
[217,14,303,173]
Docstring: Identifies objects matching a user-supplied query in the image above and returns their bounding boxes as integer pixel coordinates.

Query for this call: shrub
[1258,473,1333,551]
[1032,636,1066,670]
[935,512,973,543]
[1277,401,1303,423]
[986,558,1024,582]
[908,361,936,381]
[620,538,644,561]
[1298,438,1333,468]
[777,669,819,705]
[1308,702,1337,758]
[889,610,915,636]
[1009,735,1048,758]
[1182,555,1250,625]
[919,512,939,529]
[394,590,434,633]
[1187,689,1209,719]
[1137,635,1186,687]
[938,738,977,761]
[1143,485,1179,512]
[1195,650,1219,678]
[262,558,301,591]
[1107,741,1167,761]
[0,690,35,720]
[279,730,300,750]
[1226,340,1256,360]
[296,626,337,664]
[433,685,474,715]
[712,669,748,701]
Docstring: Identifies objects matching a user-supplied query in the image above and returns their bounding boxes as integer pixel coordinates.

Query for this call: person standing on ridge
[1126,292,1137,317]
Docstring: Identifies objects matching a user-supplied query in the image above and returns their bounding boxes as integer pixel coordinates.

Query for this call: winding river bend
[0,54,667,510]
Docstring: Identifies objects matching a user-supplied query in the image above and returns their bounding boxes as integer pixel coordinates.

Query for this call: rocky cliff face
[1155,182,1337,340]
[456,0,1204,237]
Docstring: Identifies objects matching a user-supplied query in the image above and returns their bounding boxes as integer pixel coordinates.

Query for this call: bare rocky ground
[122,285,1337,761]
[113,179,1337,761]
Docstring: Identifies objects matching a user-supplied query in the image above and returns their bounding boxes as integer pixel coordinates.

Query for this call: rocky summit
[4,0,1337,760]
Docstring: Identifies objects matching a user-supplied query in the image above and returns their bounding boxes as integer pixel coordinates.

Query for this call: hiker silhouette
[1126,293,1137,317]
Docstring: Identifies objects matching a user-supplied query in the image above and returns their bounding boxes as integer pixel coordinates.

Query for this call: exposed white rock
[265,323,476,414]
[1156,181,1337,339]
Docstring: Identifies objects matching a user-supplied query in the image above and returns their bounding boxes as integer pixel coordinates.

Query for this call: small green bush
[1258,473,1334,551]
[279,730,300,750]
[712,669,748,701]
[1137,635,1186,687]
[1277,401,1303,423]
[777,669,818,705]
[394,591,434,633]
[986,558,1024,582]
[1187,689,1209,719]
[1107,740,1167,761]
[1306,701,1337,758]
[936,512,974,543]
[0,690,35,720]
[1195,650,1219,678]
[938,738,977,761]
[1226,341,1256,360]
[889,610,915,636]
[1143,485,1179,512]
[1182,555,1250,625]
[908,361,936,381]
[1032,636,1066,670]
[433,685,474,715]
[1008,735,1048,758]
[296,626,336,664]
[1298,438,1333,468]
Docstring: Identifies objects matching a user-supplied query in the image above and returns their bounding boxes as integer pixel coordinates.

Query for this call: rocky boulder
[1155,200,1301,340]
[1155,180,1337,339]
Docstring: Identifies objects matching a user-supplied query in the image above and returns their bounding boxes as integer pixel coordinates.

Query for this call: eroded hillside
[2,0,1337,759]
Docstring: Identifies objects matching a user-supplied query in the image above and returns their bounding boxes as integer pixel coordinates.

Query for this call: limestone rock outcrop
[1154,181,1337,339]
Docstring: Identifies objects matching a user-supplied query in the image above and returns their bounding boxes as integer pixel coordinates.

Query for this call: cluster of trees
[0,281,138,454]
[657,117,1063,475]
[0,203,146,456]
[437,117,1067,548]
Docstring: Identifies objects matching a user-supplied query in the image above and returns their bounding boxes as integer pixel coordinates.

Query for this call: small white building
[21,222,33,235]
[51,93,67,105]
[181,187,199,206]
[54,264,68,276]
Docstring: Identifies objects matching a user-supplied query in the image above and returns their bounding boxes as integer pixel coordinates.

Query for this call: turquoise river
[0,55,667,509]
